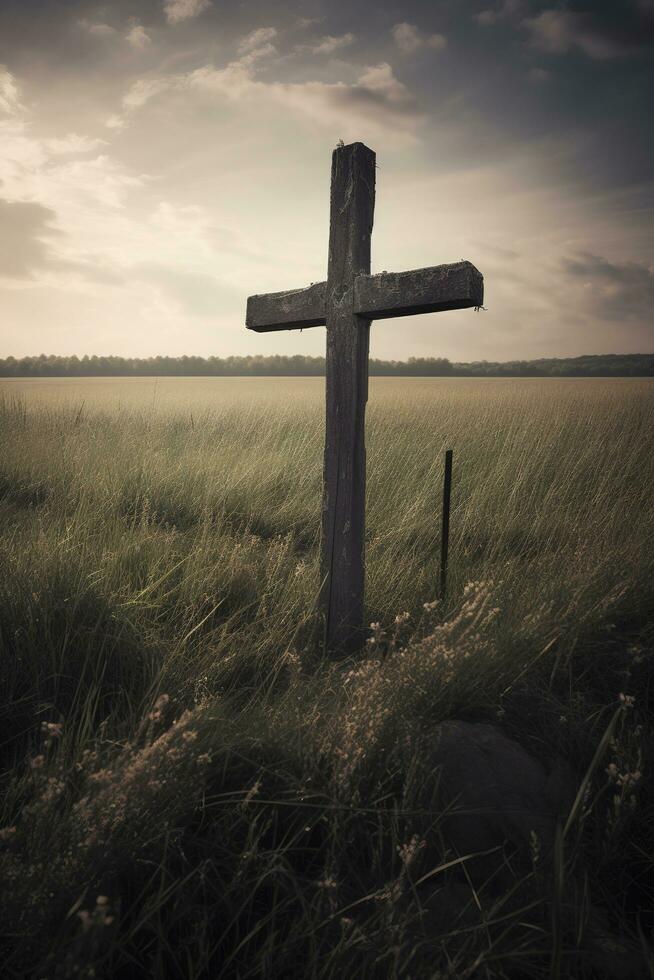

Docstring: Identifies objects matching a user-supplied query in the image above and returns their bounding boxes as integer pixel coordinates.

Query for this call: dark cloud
[0,0,652,358]
[134,264,244,317]
[0,200,59,278]
[523,4,654,59]
[0,201,123,284]
[562,253,654,320]
[329,64,420,116]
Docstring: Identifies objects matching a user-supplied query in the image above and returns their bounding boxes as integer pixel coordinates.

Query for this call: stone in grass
[411,723,642,978]
[401,719,568,928]
[356,720,562,964]
[427,720,565,867]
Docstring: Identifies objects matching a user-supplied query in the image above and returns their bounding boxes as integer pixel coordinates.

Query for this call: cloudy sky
[1,0,652,361]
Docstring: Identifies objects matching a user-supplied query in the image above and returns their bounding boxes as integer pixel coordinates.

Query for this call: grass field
[0,376,652,978]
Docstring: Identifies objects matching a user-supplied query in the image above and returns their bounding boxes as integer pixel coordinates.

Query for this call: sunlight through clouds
[0,66,23,115]
[163,0,212,26]
[0,1,652,359]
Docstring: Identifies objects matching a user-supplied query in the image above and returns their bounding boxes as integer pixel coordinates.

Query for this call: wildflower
[606,763,619,782]
[397,834,426,869]
[0,826,16,842]
[240,779,261,810]
[197,753,212,765]
[40,777,65,803]
[316,876,338,890]
[96,895,109,906]
[30,755,45,770]
[332,581,499,784]
[618,770,641,789]
[619,693,635,709]
[41,721,63,739]
[148,693,170,723]
[282,649,301,670]
[423,600,439,612]
[367,621,386,646]
[88,768,112,786]
[377,881,404,903]
[394,612,410,626]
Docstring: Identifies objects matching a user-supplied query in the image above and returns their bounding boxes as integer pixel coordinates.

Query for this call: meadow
[0,376,652,978]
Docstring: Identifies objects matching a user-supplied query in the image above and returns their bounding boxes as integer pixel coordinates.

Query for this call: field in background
[1,376,653,977]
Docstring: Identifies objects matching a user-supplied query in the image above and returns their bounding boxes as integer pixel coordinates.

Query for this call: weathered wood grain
[246,281,327,332]
[321,141,375,655]
[246,261,482,333]
[243,140,484,657]
[354,261,483,320]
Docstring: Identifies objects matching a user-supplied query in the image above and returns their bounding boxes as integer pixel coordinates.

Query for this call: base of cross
[246,142,483,655]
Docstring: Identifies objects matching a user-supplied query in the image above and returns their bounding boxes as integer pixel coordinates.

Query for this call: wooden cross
[246,141,483,655]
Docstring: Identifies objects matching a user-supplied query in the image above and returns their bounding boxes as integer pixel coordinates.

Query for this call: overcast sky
[1,0,653,361]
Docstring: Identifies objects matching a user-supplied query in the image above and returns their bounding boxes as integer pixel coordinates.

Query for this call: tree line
[0,353,652,377]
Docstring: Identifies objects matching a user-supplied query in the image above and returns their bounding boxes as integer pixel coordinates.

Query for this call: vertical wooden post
[440,449,453,599]
[321,142,376,655]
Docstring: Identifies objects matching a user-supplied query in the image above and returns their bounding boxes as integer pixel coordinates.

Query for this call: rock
[420,721,560,876]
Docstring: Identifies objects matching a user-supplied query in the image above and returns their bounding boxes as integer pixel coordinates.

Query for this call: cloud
[114,46,422,144]
[123,77,172,110]
[0,72,255,320]
[43,134,107,155]
[105,75,173,129]
[523,7,654,60]
[335,62,417,109]
[78,19,116,38]
[475,2,654,59]
[309,33,355,55]
[135,264,243,317]
[106,77,176,131]
[163,0,211,26]
[126,24,151,49]
[474,1,524,27]
[1,111,121,208]
[187,59,421,140]
[237,27,278,54]
[0,67,23,115]
[0,96,148,286]
[562,252,654,319]
[391,22,447,53]
[0,200,59,279]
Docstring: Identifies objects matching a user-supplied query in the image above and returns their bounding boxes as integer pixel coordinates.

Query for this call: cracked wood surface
[246,262,483,333]
[354,261,483,319]
[245,281,326,332]
[321,141,375,655]
[243,140,484,656]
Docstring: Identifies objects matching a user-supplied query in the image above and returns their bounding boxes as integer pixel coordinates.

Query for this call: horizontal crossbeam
[354,261,483,320]
[246,261,483,333]
[246,281,327,333]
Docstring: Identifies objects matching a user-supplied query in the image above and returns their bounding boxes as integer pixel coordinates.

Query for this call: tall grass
[0,377,652,977]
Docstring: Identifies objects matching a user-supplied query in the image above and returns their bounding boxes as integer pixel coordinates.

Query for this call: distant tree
[0,353,652,378]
